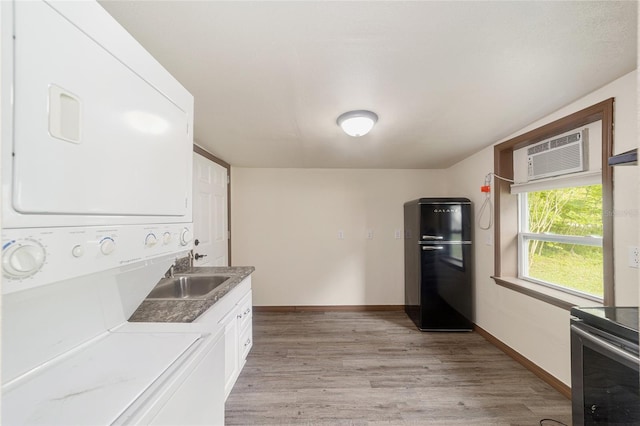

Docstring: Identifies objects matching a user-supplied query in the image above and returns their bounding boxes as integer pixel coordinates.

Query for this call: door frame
[193,144,231,265]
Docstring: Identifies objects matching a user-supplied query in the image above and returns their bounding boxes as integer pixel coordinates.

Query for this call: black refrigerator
[404,198,473,331]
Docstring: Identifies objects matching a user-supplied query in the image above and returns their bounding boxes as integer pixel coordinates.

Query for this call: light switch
[486,233,493,246]
[338,230,344,240]
[629,246,639,268]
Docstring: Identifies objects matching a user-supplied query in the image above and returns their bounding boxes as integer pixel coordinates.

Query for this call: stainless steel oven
[571,307,639,425]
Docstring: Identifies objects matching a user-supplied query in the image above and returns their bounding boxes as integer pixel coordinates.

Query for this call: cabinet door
[239,322,253,366]
[221,310,239,399]
[149,335,225,426]
[236,290,253,369]
[236,290,252,332]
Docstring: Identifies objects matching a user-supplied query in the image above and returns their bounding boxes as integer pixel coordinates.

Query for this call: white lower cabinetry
[220,304,240,395]
[235,290,253,381]
[147,333,225,426]
[195,276,253,400]
[239,321,253,363]
[220,288,252,398]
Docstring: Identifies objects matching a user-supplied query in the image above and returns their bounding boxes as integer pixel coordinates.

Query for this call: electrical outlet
[629,246,639,268]
[394,229,403,239]
[366,230,374,240]
[485,233,493,246]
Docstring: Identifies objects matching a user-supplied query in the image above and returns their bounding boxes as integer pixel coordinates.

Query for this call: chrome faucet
[164,264,175,279]
[164,254,193,278]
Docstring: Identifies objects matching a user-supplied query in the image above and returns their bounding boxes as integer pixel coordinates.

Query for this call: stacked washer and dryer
[1,1,225,424]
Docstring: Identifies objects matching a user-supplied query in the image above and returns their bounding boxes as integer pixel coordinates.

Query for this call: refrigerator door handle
[422,235,443,240]
[422,246,444,251]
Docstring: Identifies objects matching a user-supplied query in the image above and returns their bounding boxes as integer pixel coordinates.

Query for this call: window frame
[492,99,614,309]
[516,190,604,302]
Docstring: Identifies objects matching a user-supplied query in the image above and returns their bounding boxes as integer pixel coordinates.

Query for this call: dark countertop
[129,266,255,323]
[571,306,639,344]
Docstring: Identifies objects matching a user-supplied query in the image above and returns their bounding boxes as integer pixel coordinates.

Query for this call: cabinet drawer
[239,323,253,362]
[236,290,252,332]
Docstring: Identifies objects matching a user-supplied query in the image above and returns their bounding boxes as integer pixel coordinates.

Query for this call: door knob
[194,239,200,246]
[194,253,207,260]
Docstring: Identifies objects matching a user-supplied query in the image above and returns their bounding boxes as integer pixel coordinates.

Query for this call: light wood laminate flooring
[225,311,571,425]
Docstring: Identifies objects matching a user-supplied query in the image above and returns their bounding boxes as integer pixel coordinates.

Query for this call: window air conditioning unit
[527,129,588,181]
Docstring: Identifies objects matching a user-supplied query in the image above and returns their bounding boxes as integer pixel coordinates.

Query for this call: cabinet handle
[244,338,251,347]
[244,308,251,315]
[237,313,243,319]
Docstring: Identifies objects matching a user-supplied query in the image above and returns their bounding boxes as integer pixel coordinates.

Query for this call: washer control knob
[71,245,85,258]
[145,233,158,248]
[3,240,46,278]
[162,232,172,245]
[100,238,116,255]
[180,228,193,246]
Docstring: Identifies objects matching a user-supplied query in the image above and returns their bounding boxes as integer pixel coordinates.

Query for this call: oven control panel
[1,223,193,294]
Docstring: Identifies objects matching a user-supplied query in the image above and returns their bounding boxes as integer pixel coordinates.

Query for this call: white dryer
[1,1,224,424]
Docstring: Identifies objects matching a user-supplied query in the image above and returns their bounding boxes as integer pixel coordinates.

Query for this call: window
[518,184,603,301]
[492,99,614,309]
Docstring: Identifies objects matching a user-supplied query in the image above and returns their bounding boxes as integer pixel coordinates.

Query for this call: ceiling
[99,1,637,169]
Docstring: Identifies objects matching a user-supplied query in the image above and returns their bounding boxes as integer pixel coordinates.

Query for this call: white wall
[231,71,637,386]
[231,168,446,306]
[446,70,638,386]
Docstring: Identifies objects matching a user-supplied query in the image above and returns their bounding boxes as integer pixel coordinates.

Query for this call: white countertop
[3,329,202,425]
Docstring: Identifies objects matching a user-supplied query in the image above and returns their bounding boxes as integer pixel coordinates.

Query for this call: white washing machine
[1,1,224,424]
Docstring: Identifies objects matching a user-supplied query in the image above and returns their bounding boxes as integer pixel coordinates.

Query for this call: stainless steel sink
[147,275,232,299]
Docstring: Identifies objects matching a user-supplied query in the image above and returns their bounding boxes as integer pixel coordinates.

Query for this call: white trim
[520,232,603,247]
[498,276,604,306]
[521,276,603,302]
[517,193,529,277]
[510,170,601,194]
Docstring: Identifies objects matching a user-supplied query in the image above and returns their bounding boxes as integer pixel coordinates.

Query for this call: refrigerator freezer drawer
[418,202,472,242]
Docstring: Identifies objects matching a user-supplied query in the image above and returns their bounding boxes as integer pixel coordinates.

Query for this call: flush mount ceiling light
[336,110,378,137]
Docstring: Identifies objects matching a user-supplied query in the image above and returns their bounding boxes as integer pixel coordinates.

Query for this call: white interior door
[192,152,228,266]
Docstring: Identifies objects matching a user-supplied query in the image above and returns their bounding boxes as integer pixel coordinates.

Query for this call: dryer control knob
[162,232,172,245]
[3,241,46,278]
[180,229,193,246]
[100,238,116,255]
[145,233,158,248]
[71,245,85,258]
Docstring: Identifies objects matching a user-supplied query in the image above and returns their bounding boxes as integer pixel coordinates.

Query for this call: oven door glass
[572,323,640,425]
[582,346,640,423]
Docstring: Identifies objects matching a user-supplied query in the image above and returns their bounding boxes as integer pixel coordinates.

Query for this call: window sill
[492,276,603,310]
